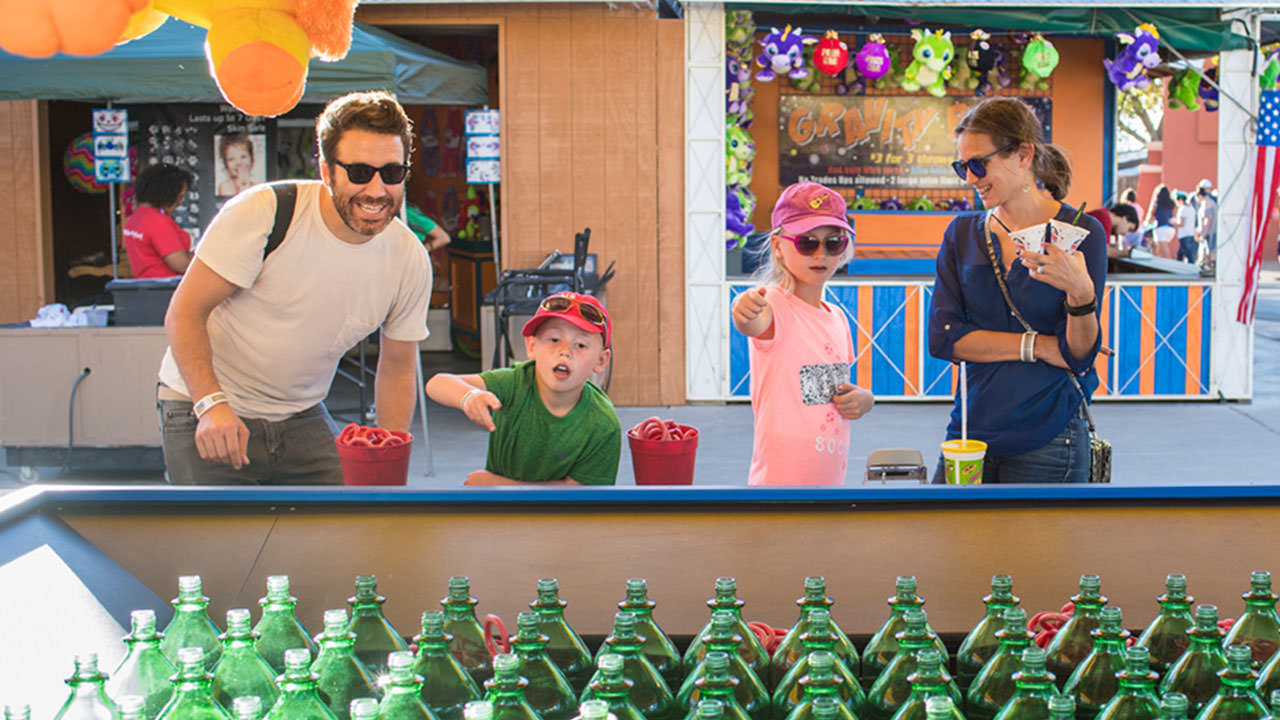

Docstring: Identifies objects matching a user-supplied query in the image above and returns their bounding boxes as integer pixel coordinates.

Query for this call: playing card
[1049,219,1089,253]
[1009,223,1046,254]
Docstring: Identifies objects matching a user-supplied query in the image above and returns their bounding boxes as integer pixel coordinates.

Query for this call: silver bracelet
[1021,331,1039,363]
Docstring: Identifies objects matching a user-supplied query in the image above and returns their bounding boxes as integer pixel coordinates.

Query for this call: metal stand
[415,359,433,476]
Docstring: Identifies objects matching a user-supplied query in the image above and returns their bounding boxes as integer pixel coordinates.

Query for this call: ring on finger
[1036,266,1045,275]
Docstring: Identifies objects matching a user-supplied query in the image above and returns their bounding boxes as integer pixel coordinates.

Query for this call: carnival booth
[681,2,1265,402]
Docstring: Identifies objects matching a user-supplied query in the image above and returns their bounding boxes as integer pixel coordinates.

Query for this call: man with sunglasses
[157,91,432,485]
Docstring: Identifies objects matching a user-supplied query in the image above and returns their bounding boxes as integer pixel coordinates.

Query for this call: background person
[1145,184,1177,258]
[929,97,1107,483]
[123,162,193,278]
[1175,191,1199,263]
[1197,179,1218,272]
[216,134,256,197]
[159,91,432,485]
[1120,188,1145,249]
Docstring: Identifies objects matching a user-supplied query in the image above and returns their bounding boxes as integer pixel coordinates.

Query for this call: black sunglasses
[335,161,410,185]
[778,231,852,256]
[951,143,1017,181]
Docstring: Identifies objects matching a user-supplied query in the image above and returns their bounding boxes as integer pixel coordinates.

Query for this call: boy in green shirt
[426,291,621,485]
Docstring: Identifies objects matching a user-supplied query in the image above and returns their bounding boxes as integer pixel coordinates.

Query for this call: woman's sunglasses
[335,161,411,185]
[951,143,1017,180]
[778,232,852,256]
[541,295,607,327]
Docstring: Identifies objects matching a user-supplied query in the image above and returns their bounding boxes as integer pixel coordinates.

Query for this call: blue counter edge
[5,483,1280,524]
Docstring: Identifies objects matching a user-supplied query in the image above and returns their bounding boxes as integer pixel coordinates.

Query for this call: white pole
[960,361,968,444]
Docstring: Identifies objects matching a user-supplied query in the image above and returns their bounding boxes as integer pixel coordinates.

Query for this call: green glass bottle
[887,649,964,720]
[511,611,578,720]
[465,700,495,720]
[1267,690,1280,719]
[233,696,264,720]
[54,653,119,720]
[577,700,613,720]
[771,577,861,688]
[1044,575,1106,688]
[352,698,381,720]
[349,575,410,680]
[923,697,962,720]
[782,662,859,720]
[1137,575,1194,678]
[106,609,177,717]
[155,647,234,720]
[254,575,317,676]
[1160,604,1227,714]
[1093,647,1160,720]
[212,608,280,710]
[263,648,339,720]
[1159,693,1188,720]
[866,610,963,720]
[414,611,483,720]
[773,611,866,719]
[804,696,849,720]
[1224,573,1280,670]
[683,578,768,678]
[160,575,223,671]
[991,648,1058,720]
[531,579,594,695]
[378,651,438,720]
[1197,645,1269,720]
[678,611,770,720]
[1256,631,1280,701]
[4,705,31,720]
[484,653,542,720]
[592,612,681,720]
[1047,694,1075,720]
[956,575,1020,694]
[444,577,494,687]
[582,654,648,720]
[966,607,1034,720]
[696,699,727,720]
[118,695,147,720]
[863,578,948,687]
[675,652,753,720]
[603,579,683,691]
[313,608,381,720]
[1063,606,1130,720]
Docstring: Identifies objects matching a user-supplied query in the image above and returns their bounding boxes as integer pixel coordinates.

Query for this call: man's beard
[334,191,401,237]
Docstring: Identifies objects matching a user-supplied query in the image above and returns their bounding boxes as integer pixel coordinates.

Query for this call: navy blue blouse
[928,205,1107,457]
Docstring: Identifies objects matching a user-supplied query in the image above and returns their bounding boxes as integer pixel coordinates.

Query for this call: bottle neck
[1071,596,1105,615]
[488,677,531,703]
[618,598,656,619]
[996,631,1033,652]
[444,599,480,620]
[384,679,424,696]
[1116,673,1158,695]
[351,600,386,617]
[605,636,643,656]
[889,597,925,616]
[123,635,163,652]
[799,676,842,698]
[1013,673,1056,694]
[984,599,1017,618]
[511,637,549,655]
[319,634,356,654]
[261,597,297,614]
[1157,597,1193,614]
[417,638,453,655]
[1187,629,1226,650]
[590,676,633,700]
[532,597,567,618]
[708,598,745,617]
[1243,597,1278,614]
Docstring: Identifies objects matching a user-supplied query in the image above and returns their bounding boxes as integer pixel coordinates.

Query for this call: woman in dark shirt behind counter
[928,97,1107,483]
[1146,184,1177,258]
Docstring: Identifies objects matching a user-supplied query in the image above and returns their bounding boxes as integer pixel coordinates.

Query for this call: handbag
[980,212,1112,483]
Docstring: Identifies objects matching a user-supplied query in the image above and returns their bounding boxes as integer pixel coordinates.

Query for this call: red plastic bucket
[627,425,698,486]
[336,432,413,486]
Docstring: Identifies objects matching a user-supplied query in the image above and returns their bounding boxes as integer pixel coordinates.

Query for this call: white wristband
[1021,331,1039,363]
[193,392,229,419]
[459,388,482,411]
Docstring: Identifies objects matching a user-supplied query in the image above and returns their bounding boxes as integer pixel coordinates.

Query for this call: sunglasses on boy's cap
[951,143,1017,181]
[771,182,854,236]
[334,160,410,185]
[521,292,612,348]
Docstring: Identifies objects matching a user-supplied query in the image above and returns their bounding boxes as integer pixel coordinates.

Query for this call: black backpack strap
[263,182,298,260]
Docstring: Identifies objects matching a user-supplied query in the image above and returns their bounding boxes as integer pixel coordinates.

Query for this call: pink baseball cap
[771,182,854,235]
[521,291,612,348]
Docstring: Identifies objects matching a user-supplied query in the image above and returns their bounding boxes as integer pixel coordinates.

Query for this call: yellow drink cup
[941,439,987,485]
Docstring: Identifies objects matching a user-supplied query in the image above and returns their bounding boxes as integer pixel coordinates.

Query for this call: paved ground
[5,268,1280,489]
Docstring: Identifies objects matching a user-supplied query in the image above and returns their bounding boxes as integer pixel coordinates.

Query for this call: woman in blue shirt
[929,98,1107,483]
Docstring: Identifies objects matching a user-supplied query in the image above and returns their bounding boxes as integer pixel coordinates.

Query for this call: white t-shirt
[159,182,432,421]
[1177,204,1198,239]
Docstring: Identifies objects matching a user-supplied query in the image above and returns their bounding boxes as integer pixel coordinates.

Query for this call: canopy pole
[107,100,119,280]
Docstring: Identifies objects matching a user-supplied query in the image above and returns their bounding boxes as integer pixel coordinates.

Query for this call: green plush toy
[848,194,880,211]
[901,28,954,97]
[789,44,823,93]
[873,46,904,91]
[907,194,935,212]
[1018,34,1059,91]
[725,10,755,48]
[726,125,755,187]
[1168,67,1203,110]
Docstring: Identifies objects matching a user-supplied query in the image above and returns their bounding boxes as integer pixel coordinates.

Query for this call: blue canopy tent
[0,19,488,106]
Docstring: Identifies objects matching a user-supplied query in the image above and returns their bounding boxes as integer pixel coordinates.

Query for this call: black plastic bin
[105,277,181,326]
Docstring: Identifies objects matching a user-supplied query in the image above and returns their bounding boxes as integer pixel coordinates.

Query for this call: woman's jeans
[933,405,1090,484]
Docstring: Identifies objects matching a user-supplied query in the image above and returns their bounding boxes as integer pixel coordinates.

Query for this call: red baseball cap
[521,291,612,348]
[771,182,854,235]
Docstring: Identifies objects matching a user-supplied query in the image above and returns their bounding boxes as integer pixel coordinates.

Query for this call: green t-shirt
[478,361,621,485]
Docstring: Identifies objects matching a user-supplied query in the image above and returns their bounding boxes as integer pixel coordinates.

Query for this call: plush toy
[456,186,484,241]
[726,125,755,187]
[879,196,905,211]
[0,0,358,117]
[1104,23,1162,93]
[1168,67,1203,111]
[873,46,904,91]
[789,44,823,93]
[907,195,935,212]
[901,29,954,98]
[967,30,999,95]
[726,186,756,250]
[1199,65,1220,112]
[726,10,756,48]
[835,60,862,96]
[1019,34,1059,90]
[755,25,815,82]
[726,56,754,122]
[855,34,892,83]
[947,45,972,91]
[813,30,849,77]
[848,193,879,211]
[1262,48,1280,91]
[945,197,973,212]
[993,44,1014,91]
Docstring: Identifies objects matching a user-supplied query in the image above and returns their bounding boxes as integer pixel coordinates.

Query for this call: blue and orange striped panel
[1108,285,1212,397]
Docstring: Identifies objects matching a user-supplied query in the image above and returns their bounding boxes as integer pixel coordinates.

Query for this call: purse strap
[980,211,1099,434]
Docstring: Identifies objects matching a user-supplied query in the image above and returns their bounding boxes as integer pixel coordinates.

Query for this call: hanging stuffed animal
[1019,34,1059,90]
[901,29,953,97]
[873,46,904,91]
[726,10,756,48]
[789,43,823,93]
[1199,65,1220,112]
[993,44,1014,90]
[1168,67,1203,110]
[726,125,755,187]
[813,30,850,77]
[456,186,484,241]
[726,186,756,249]
[755,25,815,82]
[726,55,754,123]
[1104,23,1162,92]
[0,0,359,117]
[856,34,892,84]
[835,58,862,96]
[967,30,999,96]
[1262,47,1280,90]
[907,195,935,212]
[947,45,972,91]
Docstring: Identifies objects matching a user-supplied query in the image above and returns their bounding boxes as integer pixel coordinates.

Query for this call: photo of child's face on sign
[214,133,265,197]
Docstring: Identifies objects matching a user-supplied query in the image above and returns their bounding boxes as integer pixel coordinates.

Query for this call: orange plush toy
[0,0,358,117]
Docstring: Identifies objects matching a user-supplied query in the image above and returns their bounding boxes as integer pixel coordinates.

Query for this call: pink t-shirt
[123,206,189,278]
[747,286,855,486]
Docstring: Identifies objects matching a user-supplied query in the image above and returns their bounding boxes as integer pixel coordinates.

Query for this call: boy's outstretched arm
[425,372,502,431]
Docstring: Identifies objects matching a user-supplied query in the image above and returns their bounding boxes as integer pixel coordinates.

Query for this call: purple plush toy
[1104,23,1162,92]
[879,196,905,211]
[756,25,815,82]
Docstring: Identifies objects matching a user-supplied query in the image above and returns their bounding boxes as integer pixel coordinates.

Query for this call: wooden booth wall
[361,4,687,407]
[0,100,54,325]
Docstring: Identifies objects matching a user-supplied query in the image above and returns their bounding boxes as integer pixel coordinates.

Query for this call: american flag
[1238,89,1280,323]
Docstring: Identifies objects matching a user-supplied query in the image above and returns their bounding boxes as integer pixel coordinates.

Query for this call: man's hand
[462,389,502,432]
[833,382,874,420]
[194,403,250,469]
